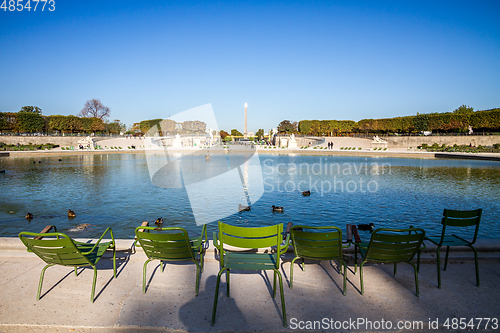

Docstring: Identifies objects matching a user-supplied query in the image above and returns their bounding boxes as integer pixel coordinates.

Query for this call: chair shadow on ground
[346,261,418,296]
[40,248,132,302]
[280,259,346,295]
[143,260,199,293]
[178,274,246,330]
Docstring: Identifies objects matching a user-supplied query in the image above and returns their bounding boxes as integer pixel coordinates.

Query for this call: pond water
[0,152,499,240]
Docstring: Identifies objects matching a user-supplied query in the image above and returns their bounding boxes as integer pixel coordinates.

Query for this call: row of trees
[0,100,125,135]
[295,106,500,136]
[138,119,208,136]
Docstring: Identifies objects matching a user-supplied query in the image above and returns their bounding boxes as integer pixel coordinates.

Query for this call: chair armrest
[213,231,219,247]
[279,232,291,256]
[80,227,115,255]
[190,225,207,250]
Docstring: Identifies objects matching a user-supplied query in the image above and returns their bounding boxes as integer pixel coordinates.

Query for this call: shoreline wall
[384,135,500,148]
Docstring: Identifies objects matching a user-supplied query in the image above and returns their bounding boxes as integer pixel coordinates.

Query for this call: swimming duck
[155,217,164,225]
[272,205,284,212]
[302,190,311,196]
[68,209,76,218]
[357,223,375,232]
[25,213,33,219]
[238,204,251,212]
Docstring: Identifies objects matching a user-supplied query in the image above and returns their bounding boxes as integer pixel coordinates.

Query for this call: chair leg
[290,257,299,288]
[74,267,78,276]
[211,268,227,326]
[226,269,230,297]
[409,262,419,297]
[436,246,442,288]
[360,262,365,295]
[302,258,305,271]
[194,260,201,296]
[160,260,164,272]
[417,250,421,273]
[354,245,358,274]
[200,247,205,272]
[273,270,277,297]
[444,246,450,270]
[341,260,347,296]
[471,245,480,287]
[91,266,97,303]
[113,247,117,278]
[274,269,287,327]
[143,259,152,293]
[37,264,53,301]
[394,263,398,276]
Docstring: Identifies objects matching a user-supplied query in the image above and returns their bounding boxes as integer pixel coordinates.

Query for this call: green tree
[277,120,297,134]
[182,120,206,134]
[140,118,163,135]
[453,105,474,114]
[231,129,243,136]
[0,112,8,133]
[16,111,44,133]
[256,128,264,140]
[414,113,429,132]
[106,119,125,134]
[159,119,176,134]
[20,106,42,114]
[66,115,83,133]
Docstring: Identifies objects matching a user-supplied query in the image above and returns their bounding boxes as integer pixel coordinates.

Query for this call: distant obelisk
[244,102,248,139]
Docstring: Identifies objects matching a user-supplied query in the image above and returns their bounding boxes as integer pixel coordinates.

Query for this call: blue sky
[1,1,499,133]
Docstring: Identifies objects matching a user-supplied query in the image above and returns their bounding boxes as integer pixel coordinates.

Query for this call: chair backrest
[135,226,195,261]
[440,209,482,244]
[19,232,92,267]
[364,228,425,263]
[217,222,284,265]
[291,225,343,261]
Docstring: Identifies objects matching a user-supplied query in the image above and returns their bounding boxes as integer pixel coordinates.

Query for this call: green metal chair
[211,222,289,327]
[289,225,347,295]
[135,224,207,296]
[18,227,116,303]
[357,228,425,297]
[425,208,482,288]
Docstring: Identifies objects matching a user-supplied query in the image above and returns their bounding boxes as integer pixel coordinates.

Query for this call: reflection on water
[0,153,499,239]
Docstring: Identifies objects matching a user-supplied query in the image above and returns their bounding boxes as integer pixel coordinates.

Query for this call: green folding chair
[289,225,347,295]
[425,208,482,288]
[211,222,289,327]
[135,224,207,296]
[357,228,425,297]
[18,227,116,303]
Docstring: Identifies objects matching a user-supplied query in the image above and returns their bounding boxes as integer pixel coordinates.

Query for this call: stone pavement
[1,238,499,332]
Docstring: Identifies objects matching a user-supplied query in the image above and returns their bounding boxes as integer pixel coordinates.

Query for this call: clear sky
[1,0,499,133]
